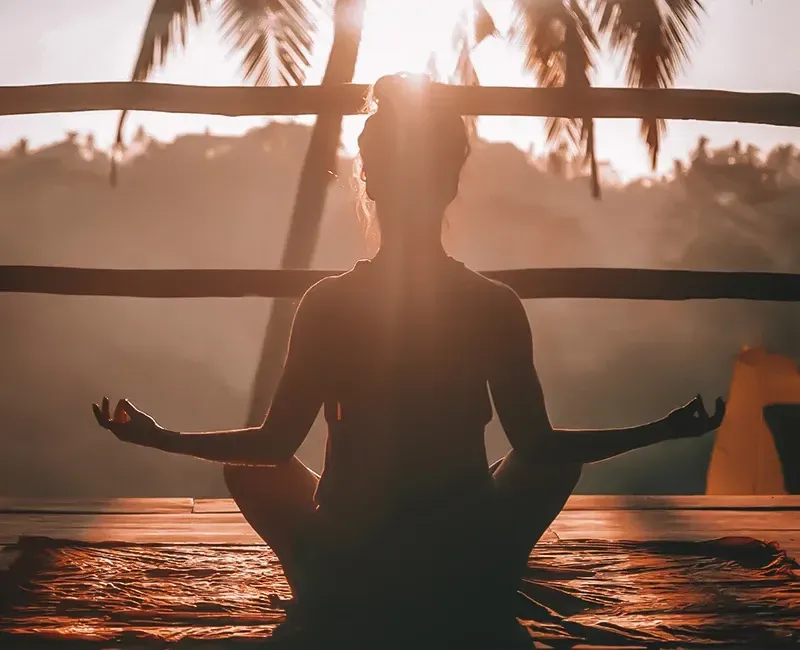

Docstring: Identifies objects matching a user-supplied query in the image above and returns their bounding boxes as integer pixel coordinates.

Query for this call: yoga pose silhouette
[93,74,725,646]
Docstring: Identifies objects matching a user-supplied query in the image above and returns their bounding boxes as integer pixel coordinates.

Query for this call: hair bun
[373,73,432,111]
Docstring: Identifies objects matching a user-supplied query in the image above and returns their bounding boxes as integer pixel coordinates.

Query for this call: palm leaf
[426,51,442,80]
[450,1,498,139]
[474,0,498,43]
[219,0,321,86]
[595,0,704,169]
[111,0,321,186]
[113,0,210,170]
[131,0,209,81]
[512,0,600,197]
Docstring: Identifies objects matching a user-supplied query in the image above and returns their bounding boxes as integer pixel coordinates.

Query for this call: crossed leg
[489,450,582,591]
[223,457,319,595]
[223,450,581,599]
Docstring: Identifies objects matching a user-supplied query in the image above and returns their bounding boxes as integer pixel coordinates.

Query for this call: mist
[1,125,797,497]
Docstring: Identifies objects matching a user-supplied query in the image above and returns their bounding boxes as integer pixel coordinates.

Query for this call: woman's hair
[353,73,471,245]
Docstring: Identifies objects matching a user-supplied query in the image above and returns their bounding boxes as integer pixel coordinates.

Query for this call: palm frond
[512,0,599,196]
[511,0,568,91]
[131,0,209,82]
[426,51,442,81]
[474,0,499,44]
[219,0,321,87]
[111,0,321,186]
[450,1,498,139]
[511,1,596,146]
[595,0,704,169]
[113,0,210,184]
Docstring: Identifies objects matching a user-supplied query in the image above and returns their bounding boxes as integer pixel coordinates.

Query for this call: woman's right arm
[487,286,721,465]
[93,280,330,465]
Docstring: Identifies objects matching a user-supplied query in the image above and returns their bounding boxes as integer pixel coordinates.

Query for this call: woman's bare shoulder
[456,262,522,308]
[299,260,369,309]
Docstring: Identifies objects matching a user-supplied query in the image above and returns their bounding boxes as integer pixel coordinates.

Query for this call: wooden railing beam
[1,266,799,301]
[1,83,799,127]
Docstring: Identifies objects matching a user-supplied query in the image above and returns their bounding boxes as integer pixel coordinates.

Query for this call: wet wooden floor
[1,496,798,649]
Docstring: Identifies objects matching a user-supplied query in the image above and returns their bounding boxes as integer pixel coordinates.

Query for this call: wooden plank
[0,523,795,560]
[2,266,800,302]
[551,509,800,532]
[563,495,800,511]
[194,495,800,513]
[1,509,797,540]
[2,83,799,127]
[0,497,193,514]
[193,498,238,513]
[0,513,263,545]
[0,518,796,563]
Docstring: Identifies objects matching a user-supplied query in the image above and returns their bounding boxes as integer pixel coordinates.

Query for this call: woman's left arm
[93,280,330,466]
[545,394,726,464]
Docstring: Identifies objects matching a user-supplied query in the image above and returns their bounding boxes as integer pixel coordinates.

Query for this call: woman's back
[293,255,517,634]
[311,255,511,528]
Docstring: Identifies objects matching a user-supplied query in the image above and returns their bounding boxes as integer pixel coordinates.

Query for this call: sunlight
[356,0,471,80]
[345,0,653,182]
[2,0,799,186]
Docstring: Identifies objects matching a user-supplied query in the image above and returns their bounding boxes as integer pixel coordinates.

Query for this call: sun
[323,0,656,182]
[354,0,473,82]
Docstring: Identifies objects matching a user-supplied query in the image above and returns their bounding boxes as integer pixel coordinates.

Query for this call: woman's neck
[373,232,449,269]
[372,204,449,267]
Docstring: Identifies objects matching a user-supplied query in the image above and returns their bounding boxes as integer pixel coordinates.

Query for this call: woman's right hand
[92,396,163,448]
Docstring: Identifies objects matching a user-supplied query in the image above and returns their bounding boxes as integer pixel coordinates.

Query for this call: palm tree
[111,0,365,428]
[111,0,322,184]
[765,144,799,187]
[246,0,365,426]
[511,0,704,198]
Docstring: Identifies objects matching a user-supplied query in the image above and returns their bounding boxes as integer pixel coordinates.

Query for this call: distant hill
[0,124,797,496]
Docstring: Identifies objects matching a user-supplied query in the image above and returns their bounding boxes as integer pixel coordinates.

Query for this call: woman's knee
[223,463,258,493]
[495,450,582,487]
[223,464,285,504]
[223,460,318,504]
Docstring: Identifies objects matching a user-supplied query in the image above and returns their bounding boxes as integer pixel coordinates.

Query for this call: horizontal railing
[1,266,798,301]
[3,81,798,304]
[1,83,799,126]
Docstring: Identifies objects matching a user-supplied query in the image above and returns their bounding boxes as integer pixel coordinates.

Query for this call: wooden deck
[1,496,798,649]
[1,495,798,555]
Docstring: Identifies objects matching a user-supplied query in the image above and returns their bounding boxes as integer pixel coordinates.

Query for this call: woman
[93,74,724,645]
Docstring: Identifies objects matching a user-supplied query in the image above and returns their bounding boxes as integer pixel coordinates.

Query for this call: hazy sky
[1,0,798,180]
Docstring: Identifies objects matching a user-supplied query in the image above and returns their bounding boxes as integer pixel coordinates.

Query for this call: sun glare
[348,0,670,183]
[344,1,652,182]
[124,0,677,184]
[356,0,473,81]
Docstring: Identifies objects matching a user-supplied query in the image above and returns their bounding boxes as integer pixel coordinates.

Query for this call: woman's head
[354,73,470,244]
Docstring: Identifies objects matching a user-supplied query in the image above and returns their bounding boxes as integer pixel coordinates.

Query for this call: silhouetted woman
[93,74,724,647]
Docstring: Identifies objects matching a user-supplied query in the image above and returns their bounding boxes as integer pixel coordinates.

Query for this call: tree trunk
[246,0,366,427]
[587,119,601,199]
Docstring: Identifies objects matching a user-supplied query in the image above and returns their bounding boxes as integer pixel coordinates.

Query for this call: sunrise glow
[1,1,799,182]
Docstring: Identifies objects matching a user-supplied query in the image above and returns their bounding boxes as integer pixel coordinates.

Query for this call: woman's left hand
[665,394,726,439]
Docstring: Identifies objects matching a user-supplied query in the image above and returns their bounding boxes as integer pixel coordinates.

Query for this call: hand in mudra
[665,394,726,439]
[92,396,161,447]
